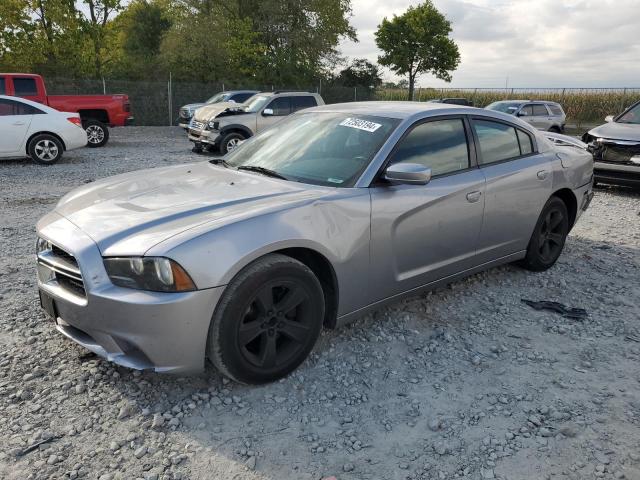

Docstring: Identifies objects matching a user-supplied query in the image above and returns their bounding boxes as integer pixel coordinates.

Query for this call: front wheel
[84,120,109,148]
[520,197,569,271]
[207,254,325,384]
[219,132,246,155]
[28,134,63,165]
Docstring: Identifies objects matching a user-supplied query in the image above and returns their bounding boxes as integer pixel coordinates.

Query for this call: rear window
[548,104,564,116]
[473,119,521,164]
[13,77,38,96]
[0,98,44,115]
[0,77,5,94]
[291,96,317,112]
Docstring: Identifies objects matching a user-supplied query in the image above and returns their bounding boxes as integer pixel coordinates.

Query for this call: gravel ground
[1,127,639,480]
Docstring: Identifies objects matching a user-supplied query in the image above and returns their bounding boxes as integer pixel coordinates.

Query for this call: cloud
[339,0,640,87]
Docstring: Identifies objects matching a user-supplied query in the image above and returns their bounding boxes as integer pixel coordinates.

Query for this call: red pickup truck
[0,73,133,147]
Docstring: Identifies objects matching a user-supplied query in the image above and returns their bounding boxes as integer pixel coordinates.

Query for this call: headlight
[36,237,52,254]
[207,120,219,130]
[103,257,196,292]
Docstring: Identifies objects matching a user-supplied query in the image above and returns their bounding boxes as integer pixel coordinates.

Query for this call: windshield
[242,95,271,113]
[617,102,640,124]
[224,112,400,187]
[205,93,227,104]
[486,102,523,115]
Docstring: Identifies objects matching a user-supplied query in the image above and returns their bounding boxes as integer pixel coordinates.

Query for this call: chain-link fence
[45,78,640,128]
[377,87,640,128]
[45,78,377,126]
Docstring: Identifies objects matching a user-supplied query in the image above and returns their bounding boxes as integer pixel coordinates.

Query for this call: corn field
[376,87,640,128]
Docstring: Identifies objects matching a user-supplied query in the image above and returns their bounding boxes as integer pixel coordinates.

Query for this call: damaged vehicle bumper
[187,121,221,147]
[586,137,640,187]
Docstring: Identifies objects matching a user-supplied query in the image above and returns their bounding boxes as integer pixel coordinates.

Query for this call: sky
[338,0,640,88]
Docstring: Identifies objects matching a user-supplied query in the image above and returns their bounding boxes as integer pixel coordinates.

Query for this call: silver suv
[486,100,566,132]
[188,91,325,154]
[178,90,259,129]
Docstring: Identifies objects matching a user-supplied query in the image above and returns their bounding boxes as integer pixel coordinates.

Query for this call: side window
[0,77,5,94]
[0,98,41,116]
[520,105,534,116]
[13,77,38,96]
[517,129,533,155]
[548,104,563,116]
[473,119,522,164]
[532,104,549,116]
[291,96,317,112]
[389,119,470,176]
[266,97,291,116]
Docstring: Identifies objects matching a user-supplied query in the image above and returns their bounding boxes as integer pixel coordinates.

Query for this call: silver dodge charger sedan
[36,102,594,384]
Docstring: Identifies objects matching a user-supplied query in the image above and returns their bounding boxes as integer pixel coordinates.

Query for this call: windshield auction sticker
[339,118,382,132]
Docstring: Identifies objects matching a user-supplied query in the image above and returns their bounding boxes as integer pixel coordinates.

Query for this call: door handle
[466,191,482,203]
[537,170,549,180]
[12,121,26,126]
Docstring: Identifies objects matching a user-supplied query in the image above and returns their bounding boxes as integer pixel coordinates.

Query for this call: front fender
[154,191,372,317]
[219,123,253,138]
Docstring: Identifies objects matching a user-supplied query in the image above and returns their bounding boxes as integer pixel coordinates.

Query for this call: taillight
[67,117,82,127]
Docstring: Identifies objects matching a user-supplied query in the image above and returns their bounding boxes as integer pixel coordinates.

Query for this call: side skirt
[335,251,526,328]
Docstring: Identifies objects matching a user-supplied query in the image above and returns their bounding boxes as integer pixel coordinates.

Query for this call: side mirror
[605,115,614,123]
[384,163,432,185]
[263,108,274,116]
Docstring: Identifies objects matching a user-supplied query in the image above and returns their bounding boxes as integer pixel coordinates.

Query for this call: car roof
[224,90,260,94]
[257,91,320,97]
[308,101,471,119]
[492,99,561,106]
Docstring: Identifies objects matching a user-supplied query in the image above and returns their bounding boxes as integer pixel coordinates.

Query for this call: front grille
[592,140,640,164]
[191,120,205,130]
[37,243,86,298]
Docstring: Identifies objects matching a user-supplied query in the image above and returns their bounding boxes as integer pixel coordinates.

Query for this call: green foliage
[375,1,460,99]
[337,58,382,89]
[0,0,357,86]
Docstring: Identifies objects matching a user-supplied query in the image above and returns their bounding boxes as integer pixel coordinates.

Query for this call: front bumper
[594,161,640,187]
[36,212,224,373]
[187,127,221,146]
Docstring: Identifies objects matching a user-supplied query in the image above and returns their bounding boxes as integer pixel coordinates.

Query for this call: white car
[0,95,87,165]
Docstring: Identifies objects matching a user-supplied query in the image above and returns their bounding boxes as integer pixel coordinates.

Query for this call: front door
[0,98,33,154]
[470,118,553,263]
[369,117,486,302]
[257,97,291,132]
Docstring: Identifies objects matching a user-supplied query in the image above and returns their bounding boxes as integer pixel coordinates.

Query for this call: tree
[375,1,460,100]
[80,0,125,77]
[337,58,382,89]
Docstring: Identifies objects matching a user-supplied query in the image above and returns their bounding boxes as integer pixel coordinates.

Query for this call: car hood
[181,103,205,112]
[193,102,240,122]
[55,162,329,256]
[588,122,640,142]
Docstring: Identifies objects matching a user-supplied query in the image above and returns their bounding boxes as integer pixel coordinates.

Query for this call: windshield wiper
[237,165,289,180]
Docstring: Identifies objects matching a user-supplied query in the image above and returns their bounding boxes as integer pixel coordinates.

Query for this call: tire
[548,126,561,133]
[219,131,246,155]
[207,254,325,384]
[28,134,63,165]
[84,120,109,148]
[520,196,570,272]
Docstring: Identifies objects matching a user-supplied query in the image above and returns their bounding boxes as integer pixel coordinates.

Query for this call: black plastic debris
[521,299,588,320]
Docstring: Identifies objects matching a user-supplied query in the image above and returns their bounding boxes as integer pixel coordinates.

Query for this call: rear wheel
[548,126,561,133]
[207,254,324,384]
[84,119,109,147]
[520,197,569,271]
[28,134,63,165]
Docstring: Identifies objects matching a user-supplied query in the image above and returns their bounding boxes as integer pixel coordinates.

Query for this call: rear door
[0,98,35,154]
[256,97,291,132]
[531,104,552,130]
[471,118,552,263]
[369,116,486,301]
